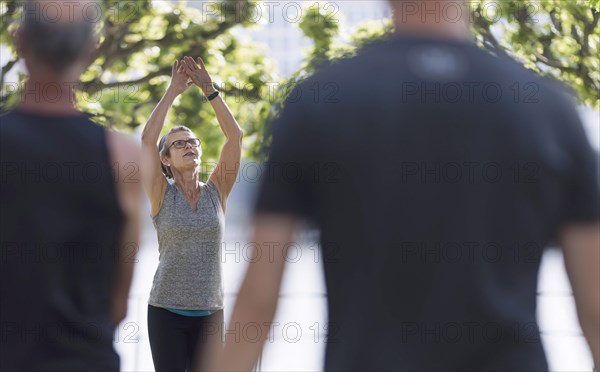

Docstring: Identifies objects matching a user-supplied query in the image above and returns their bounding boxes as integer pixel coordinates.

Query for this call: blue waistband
[165,308,216,317]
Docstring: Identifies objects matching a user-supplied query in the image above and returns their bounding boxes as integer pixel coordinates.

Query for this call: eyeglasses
[167,138,201,150]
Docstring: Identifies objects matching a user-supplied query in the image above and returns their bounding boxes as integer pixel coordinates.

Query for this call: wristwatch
[207,91,220,101]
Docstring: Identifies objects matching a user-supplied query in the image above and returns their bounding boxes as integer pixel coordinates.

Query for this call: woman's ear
[160,155,170,167]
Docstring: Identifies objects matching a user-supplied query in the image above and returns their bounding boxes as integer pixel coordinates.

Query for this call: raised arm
[561,222,600,368]
[202,215,296,371]
[141,60,192,217]
[182,56,243,209]
[106,131,142,326]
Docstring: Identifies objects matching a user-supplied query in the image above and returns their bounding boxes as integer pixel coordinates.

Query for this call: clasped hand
[167,56,216,97]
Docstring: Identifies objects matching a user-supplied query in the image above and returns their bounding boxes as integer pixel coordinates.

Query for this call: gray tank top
[149,180,225,310]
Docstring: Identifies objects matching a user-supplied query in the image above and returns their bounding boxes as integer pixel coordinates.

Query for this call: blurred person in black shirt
[0,1,141,370]
[207,1,600,371]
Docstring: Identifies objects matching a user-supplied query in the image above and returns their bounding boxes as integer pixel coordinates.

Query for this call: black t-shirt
[255,35,600,371]
[0,109,123,371]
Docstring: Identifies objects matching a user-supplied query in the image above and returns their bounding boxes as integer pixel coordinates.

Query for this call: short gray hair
[158,126,196,179]
[20,0,98,74]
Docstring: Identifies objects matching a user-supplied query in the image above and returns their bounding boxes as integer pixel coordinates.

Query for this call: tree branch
[549,8,563,33]
[81,65,172,94]
[81,14,239,94]
[576,9,599,93]
[1,58,19,87]
[471,5,508,57]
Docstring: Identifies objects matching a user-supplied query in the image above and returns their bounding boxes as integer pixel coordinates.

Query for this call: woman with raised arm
[141,56,243,372]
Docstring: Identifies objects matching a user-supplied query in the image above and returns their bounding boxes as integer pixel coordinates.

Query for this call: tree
[0,0,279,165]
[470,0,600,107]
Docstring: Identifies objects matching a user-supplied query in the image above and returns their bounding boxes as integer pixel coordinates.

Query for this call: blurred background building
[184,0,391,76]
[240,0,391,76]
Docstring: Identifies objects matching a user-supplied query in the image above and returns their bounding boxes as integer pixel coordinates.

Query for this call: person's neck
[18,75,79,116]
[392,13,470,41]
[173,170,201,198]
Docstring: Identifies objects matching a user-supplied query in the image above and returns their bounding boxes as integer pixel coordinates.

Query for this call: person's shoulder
[461,46,576,107]
[0,109,33,141]
[106,131,140,160]
[0,109,23,128]
[285,41,389,111]
[106,131,141,179]
[488,52,543,81]
[498,56,579,111]
[205,179,221,197]
[535,76,584,133]
[472,46,557,90]
[73,112,109,131]
[302,38,393,83]
[0,109,17,118]
[489,53,584,136]
[299,36,485,90]
[0,108,99,128]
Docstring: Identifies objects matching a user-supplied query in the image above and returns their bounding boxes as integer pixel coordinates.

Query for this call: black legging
[147,305,224,372]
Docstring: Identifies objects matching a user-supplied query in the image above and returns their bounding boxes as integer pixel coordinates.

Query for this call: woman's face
[161,131,202,175]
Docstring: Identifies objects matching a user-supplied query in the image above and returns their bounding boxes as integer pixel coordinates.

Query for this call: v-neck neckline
[175,182,203,212]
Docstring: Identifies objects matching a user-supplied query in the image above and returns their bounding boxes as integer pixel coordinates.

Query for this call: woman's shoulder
[204,179,226,211]
[152,181,176,220]
[203,179,219,196]
[162,180,176,194]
